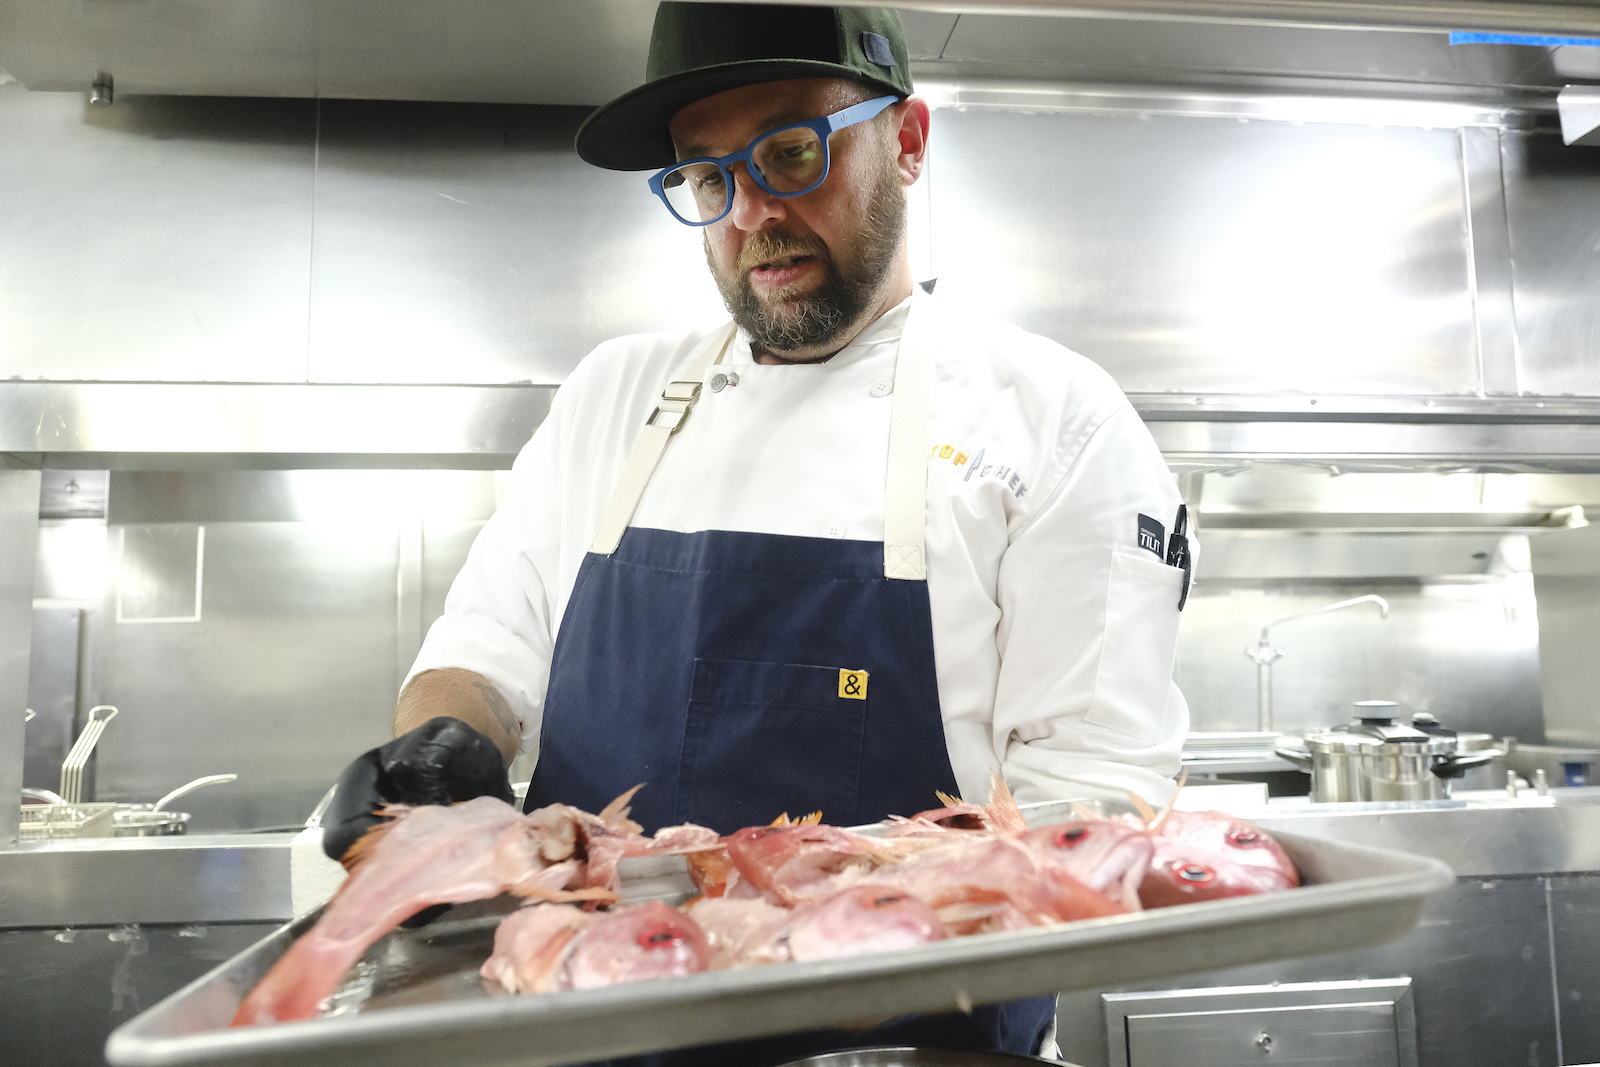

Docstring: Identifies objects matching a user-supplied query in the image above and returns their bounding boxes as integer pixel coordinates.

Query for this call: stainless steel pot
[108,773,238,837]
[1277,705,1497,802]
[111,807,191,836]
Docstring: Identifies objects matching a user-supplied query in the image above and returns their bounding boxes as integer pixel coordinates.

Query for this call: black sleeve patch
[1137,514,1166,558]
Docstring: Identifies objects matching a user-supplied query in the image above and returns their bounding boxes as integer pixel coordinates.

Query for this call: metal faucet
[1245,595,1390,733]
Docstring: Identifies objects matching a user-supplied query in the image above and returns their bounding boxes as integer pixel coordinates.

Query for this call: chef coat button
[709,372,728,392]
[869,377,893,398]
[824,522,847,538]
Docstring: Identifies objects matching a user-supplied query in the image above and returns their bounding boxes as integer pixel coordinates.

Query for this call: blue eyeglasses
[649,95,898,227]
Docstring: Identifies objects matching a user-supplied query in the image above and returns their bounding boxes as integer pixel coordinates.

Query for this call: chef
[321,3,1192,1062]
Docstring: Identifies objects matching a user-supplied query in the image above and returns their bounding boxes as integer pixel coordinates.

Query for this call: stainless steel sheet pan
[105,803,1454,1067]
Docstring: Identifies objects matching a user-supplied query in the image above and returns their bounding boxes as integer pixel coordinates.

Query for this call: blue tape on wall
[1449,31,1600,47]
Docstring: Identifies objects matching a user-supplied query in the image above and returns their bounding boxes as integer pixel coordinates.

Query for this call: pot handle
[1274,746,1313,771]
[153,773,238,811]
[1430,750,1500,779]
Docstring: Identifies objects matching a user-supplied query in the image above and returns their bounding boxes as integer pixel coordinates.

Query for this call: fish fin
[934,790,963,808]
[1125,791,1158,827]
[797,811,824,826]
[984,772,1029,835]
[511,884,618,904]
[769,812,792,827]
[1146,770,1187,834]
[598,785,646,835]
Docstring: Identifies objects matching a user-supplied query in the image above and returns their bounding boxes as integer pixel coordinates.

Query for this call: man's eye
[695,171,725,190]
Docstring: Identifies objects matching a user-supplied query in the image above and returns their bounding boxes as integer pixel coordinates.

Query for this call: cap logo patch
[861,31,897,67]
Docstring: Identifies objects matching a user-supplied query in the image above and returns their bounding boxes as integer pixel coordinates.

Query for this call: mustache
[736,229,829,272]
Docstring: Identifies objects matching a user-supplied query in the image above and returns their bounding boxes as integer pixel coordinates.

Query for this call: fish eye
[1229,830,1262,847]
[638,928,681,948]
[1054,826,1090,848]
[872,894,904,907]
[1174,862,1216,884]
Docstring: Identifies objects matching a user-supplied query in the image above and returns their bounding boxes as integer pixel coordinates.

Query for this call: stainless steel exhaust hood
[0,0,1595,107]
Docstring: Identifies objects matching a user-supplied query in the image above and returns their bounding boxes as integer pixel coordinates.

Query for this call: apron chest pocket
[1083,548,1184,744]
[677,658,867,829]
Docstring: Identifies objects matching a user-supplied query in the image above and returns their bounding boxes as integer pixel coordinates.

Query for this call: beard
[706,157,906,359]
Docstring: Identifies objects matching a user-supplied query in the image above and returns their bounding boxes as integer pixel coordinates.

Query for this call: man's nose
[725,163,785,231]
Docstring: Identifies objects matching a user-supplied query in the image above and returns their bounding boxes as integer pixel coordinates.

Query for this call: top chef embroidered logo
[930,445,1029,499]
[1137,514,1166,558]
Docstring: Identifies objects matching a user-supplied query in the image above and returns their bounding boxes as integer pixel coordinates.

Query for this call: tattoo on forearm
[470,680,521,740]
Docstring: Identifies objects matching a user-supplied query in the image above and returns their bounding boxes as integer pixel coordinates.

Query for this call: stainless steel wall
[24,471,497,830]
[1176,577,1544,740]
[1531,525,1600,748]
[0,470,41,844]
[2,72,1596,397]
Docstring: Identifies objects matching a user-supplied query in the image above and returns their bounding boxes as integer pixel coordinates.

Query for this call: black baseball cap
[575,3,913,171]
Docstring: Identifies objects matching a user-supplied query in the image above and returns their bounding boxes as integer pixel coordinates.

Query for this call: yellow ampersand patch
[838,669,869,700]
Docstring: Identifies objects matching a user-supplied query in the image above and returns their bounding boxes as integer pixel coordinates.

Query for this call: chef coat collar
[726,291,916,368]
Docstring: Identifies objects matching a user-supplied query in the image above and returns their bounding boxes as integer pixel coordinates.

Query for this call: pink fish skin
[869,836,1128,932]
[481,904,600,994]
[686,896,794,969]
[560,901,711,990]
[786,886,948,961]
[1138,809,1299,909]
[723,824,883,904]
[1019,819,1154,911]
[232,797,609,1027]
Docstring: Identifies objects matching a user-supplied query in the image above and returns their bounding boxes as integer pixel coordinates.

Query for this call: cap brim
[576,59,895,171]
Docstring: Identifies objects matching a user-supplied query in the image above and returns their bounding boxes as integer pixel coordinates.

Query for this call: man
[323,4,1191,1062]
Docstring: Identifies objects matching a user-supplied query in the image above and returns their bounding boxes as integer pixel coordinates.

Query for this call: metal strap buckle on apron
[589,303,934,580]
[647,380,704,435]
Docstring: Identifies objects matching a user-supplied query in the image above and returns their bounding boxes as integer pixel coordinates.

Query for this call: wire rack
[20,801,119,840]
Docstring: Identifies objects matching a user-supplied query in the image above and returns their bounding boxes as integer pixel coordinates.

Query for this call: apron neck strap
[588,322,737,555]
[882,303,931,581]
[589,304,933,583]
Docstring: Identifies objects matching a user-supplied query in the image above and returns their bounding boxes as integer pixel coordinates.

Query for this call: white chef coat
[409,291,1191,807]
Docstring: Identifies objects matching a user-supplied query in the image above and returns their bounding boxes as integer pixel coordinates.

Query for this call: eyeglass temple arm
[827,95,900,134]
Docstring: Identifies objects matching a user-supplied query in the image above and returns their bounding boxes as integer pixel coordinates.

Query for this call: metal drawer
[1107,978,1417,1067]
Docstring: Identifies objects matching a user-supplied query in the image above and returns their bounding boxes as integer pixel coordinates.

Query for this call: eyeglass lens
[660,125,828,223]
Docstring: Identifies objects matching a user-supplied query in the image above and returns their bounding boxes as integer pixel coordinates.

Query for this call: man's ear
[894,96,932,186]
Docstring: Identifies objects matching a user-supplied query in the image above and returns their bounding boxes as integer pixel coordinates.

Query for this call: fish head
[1021,820,1154,904]
[787,885,947,961]
[560,901,710,990]
[1139,812,1299,908]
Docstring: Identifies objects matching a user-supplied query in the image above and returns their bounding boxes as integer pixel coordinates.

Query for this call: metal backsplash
[1,68,1596,398]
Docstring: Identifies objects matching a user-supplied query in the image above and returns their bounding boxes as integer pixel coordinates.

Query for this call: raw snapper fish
[538,784,722,894]
[483,902,711,993]
[481,903,600,994]
[722,823,912,905]
[563,901,711,990]
[1019,819,1154,911]
[686,896,793,969]
[1137,808,1299,908]
[232,797,613,1027]
[786,886,947,961]
[687,887,947,968]
[867,834,1127,934]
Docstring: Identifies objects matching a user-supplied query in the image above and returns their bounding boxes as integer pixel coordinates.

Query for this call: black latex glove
[321,716,516,866]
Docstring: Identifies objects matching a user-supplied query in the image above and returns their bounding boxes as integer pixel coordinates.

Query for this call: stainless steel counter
[0,832,295,928]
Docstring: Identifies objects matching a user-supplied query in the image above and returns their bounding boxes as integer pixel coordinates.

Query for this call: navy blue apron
[524,317,1056,1066]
